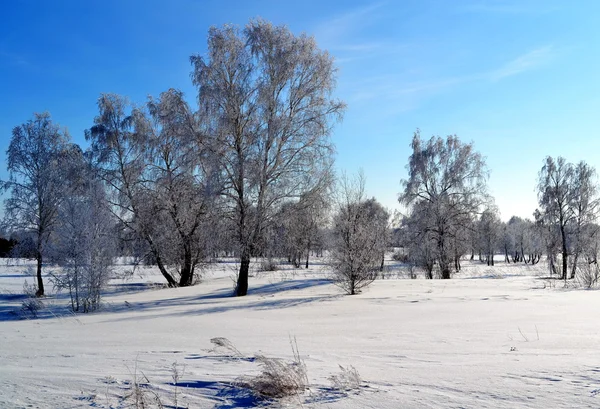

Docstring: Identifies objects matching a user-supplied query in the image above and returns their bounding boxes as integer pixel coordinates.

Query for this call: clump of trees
[399,131,490,279]
[536,156,599,281]
[1,19,346,304]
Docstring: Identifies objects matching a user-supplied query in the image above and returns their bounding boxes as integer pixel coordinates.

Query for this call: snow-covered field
[1,257,600,408]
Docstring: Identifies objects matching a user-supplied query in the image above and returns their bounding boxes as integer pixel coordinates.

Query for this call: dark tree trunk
[561,224,568,280]
[380,252,385,272]
[236,253,250,296]
[155,252,178,288]
[35,248,44,297]
[179,248,194,287]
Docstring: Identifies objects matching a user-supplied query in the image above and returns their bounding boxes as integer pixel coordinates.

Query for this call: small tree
[50,148,116,312]
[478,207,501,266]
[329,174,389,294]
[1,113,70,296]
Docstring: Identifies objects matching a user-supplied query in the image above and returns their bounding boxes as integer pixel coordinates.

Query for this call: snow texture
[1,257,600,408]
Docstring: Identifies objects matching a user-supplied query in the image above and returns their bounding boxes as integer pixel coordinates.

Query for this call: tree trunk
[154,251,178,288]
[571,252,579,280]
[35,248,44,297]
[561,224,568,280]
[179,248,194,287]
[236,253,250,296]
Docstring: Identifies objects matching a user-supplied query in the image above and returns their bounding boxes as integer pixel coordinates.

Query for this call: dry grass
[240,337,308,399]
[329,364,362,392]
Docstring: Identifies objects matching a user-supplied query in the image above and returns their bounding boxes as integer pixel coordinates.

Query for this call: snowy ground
[1,257,600,408]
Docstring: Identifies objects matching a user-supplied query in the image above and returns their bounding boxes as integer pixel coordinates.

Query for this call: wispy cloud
[0,49,31,68]
[461,0,560,14]
[489,45,555,81]
[342,44,557,116]
[314,2,385,43]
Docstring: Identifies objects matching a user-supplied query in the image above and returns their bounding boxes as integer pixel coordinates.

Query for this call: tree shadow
[0,277,336,322]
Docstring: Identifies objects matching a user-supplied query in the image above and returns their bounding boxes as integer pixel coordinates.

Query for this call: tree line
[399,131,600,284]
[2,20,598,310]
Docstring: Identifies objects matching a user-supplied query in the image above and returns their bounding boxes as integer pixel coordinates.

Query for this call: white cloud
[489,45,555,81]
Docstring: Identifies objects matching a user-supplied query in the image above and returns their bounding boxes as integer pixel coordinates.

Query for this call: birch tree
[50,147,117,312]
[400,131,489,279]
[329,174,389,294]
[87,94,185,286]
[537,156,574,280]
[191,20,344,296]
[1,113,70,296]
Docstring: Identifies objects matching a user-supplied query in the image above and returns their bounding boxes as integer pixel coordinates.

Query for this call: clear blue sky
[1,0,599,221]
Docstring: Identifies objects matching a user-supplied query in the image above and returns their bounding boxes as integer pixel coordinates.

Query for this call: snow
[1,257,600,408]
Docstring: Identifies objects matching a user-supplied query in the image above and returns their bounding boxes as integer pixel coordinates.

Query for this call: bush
[259,258,279,272]
[576,262,600,288]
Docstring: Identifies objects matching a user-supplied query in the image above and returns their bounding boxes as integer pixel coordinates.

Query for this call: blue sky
[1,0,599,220]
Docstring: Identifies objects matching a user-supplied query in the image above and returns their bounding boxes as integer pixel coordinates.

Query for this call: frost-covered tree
[87,91,218,287]
[191,20,344,296]
[536,157,599,280]
[132,89,219,286]
[1,113,70,296]
[537,156,574,280]
[569,161,599,278]
[86,94,179,286]
[50,147,117,312]
[401,202,437,278]
[400,131,489,279]
[329,174,389,294]
[478,207,501,266]
[274,190,330,268]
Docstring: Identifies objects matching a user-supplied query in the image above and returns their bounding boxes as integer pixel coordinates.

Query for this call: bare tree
[401,203,437,278]
[275,190,330,268]
[329,174,389,294]
[50,147,117,312]
[133,89,219,286]
[569,161,599,278]
[400,131,489,279]
[191,20,344,296]
[87,94,177,287]
[537,156,574,280]
[1,113,70,296]
[478,207,501,266]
